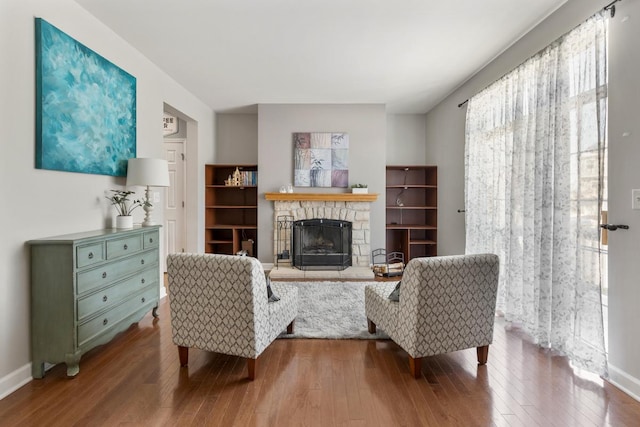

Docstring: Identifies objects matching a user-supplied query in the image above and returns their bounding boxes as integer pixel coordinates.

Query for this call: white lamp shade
[126,158,170,187]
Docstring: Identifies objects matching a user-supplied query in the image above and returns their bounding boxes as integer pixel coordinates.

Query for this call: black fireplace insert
[292,218,352,270]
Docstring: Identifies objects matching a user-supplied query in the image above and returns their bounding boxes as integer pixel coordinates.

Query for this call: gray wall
[386,114,426,165]
[424,0,640,399]
[216,114,258,164]
[257,104,387,263]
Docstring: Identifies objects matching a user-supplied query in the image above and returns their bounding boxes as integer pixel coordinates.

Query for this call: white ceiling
[75,0,566,114]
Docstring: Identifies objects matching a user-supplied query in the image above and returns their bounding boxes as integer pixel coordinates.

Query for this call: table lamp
[126,158,170,226]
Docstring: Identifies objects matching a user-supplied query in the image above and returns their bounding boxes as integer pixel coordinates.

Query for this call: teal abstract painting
[35,18,136,177]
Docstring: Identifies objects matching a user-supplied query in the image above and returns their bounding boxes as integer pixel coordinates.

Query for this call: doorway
[163,138,186,259]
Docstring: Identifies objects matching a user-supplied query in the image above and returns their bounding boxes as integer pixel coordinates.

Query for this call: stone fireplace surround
[267,193,377,268]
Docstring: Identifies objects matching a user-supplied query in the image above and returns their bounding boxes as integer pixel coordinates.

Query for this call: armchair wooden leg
[367,319,376,334]
[477,345,489,365]
[409,356,422,378]
[247,358,257,381]
[178,346,189,367]
[287,320,295,334]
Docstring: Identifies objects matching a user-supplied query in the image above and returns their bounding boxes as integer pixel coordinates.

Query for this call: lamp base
[142,187,157,227]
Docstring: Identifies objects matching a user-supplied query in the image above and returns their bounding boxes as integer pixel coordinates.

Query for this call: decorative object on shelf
[293,132,349,188]
[395,167,409,207]
[351,183,368,194]
[126,158,170,226]
[105,189,146,229]
[224,167,256,187]
[35,18,136,177]
[287,183,293,193]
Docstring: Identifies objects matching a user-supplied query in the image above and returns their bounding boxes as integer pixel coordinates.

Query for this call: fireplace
[292,219,352,270]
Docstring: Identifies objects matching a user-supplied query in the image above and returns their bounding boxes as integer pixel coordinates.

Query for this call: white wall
[424,0,640,399]
[607,0,640,400]
[0,0,214,398]
[257,104,387,263]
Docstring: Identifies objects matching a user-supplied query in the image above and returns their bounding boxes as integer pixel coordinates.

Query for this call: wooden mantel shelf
[265,192,378,202]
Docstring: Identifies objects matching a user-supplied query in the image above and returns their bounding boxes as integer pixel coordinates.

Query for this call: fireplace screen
[292,219,352,270]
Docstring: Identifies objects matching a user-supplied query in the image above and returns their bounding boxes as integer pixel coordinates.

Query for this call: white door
[164,139,186,261]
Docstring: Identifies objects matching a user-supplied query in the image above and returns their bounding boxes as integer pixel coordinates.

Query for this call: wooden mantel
[264,192,378,202]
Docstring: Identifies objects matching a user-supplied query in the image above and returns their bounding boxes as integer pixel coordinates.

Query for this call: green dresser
[28,226,161,378]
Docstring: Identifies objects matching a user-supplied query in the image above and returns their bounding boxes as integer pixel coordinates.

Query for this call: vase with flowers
[105,190,149,228]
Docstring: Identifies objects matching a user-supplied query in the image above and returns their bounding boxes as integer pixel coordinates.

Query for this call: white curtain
[465,12,608,375]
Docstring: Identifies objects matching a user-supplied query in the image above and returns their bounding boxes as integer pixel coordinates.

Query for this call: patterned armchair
[365,254,499,378]
[167,253,298,380]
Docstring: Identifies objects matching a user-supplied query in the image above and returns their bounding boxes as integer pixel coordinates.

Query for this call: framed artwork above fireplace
[293,132,349,187]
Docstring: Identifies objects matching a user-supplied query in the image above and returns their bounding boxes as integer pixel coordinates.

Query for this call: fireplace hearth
[293,219,352,270]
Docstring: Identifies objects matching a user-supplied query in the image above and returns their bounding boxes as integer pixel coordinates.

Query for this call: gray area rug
[272,281,392,339]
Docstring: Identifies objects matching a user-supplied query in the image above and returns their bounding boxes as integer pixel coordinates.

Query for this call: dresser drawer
[143,230,159,249]
[76,243,104,268]
[78,286,157,347]
[77,267,158,321]
[76,250,159,295]
[106,234,143,260]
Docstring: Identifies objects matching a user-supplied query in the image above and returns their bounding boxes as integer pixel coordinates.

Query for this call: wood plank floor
[1,297,639,426]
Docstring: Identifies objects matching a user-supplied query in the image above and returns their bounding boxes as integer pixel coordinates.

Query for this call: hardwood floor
[1,298,639,426]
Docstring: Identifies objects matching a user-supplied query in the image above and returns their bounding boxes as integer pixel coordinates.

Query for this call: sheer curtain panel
[465,12,608,375]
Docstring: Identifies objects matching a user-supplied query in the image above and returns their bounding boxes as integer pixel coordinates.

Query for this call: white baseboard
[607,363,640,403]
[0,363,32,401]
[262,262,275,271]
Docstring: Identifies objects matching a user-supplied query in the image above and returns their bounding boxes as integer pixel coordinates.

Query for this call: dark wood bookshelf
[204,164,258,256]
[385,166,437,260]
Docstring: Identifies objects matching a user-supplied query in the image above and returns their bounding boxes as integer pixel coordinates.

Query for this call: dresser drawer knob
[141,297,146,303]
[124,244,128,250]
[141,259,145,265]
[102,295,108,302]
[88,252,94,259]
[149,238,154,243]
[141,278,145,284]
[102,272,107,279]
[103,318,108,326]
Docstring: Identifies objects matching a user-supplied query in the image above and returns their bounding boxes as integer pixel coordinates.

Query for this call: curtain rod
[457,0,621,109]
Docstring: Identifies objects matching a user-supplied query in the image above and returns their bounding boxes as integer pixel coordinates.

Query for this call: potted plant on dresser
[105,189,148,228]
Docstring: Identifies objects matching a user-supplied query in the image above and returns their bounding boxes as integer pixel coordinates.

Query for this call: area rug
[272,281,393,339]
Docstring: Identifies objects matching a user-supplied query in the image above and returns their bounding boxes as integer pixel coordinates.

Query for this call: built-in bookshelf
[204,164,258,256]
[385,165,437,260]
